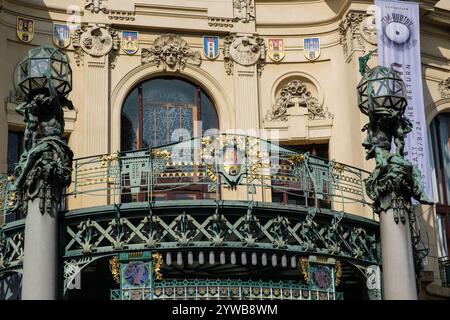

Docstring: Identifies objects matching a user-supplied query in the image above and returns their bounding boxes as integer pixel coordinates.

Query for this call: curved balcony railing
[110,279,344,301]
[0,134,372,225]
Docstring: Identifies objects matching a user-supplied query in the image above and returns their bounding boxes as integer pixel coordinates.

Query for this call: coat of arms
[17,17,34,43]
[304,37,321,61]
[121,31,139,55]
[268,39,285,62]
[203,36,219,60]
[53,24,71,48]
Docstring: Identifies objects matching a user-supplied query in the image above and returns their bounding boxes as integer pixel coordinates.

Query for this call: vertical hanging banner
[375,0,432,199]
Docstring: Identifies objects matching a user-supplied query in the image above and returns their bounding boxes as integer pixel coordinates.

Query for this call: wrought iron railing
[110,279,343,300]
[439,256,450,287]
[0,134,371,225]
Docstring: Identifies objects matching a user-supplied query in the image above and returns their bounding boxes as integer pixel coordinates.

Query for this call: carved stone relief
[265,80,333,122]
[141,34,202,71]
[233,0,255,23]
[439,77,450,99]
[85,0,108,14]
[339,10,377,62]
[223,35,266,75]
[72,24,119,67]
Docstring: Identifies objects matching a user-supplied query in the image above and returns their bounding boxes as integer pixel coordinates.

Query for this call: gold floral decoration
[7,175,15,183]
[109,256,120,284]
[151,149,171,160]
[8,192,17,208]
[300,257,309,283]
[100,153,119,168]
[333,162,345,175]
[288,154,305,165]
[152,252,163,281]
[335,260,342,287]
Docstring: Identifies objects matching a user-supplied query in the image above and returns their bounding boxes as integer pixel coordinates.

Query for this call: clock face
[385,22,411,44]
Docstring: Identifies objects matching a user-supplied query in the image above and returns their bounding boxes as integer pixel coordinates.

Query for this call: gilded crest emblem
[17,17,34,43]
[304,37,321,61]
[203,36,219,60]
[217,141,245,189]
[121,31,139,55]
[268,39,285,62]
[53,24,71,48]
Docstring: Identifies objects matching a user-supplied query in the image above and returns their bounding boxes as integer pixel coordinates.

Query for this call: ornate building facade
[0,0,449,300]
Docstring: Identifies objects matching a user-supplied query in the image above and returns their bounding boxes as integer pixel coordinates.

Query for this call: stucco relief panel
[339,8,377,62]
[141,34,202,71]
[263,74,333,141]
[223,35,266,75]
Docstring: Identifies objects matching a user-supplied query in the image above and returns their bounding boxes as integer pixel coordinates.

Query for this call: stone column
[21,199,58,299]
[380,209,417,299]
[234,64,260,131]
[83,55,110,156]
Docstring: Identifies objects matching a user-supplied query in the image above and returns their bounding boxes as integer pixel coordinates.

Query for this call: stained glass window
[121,77,218,151]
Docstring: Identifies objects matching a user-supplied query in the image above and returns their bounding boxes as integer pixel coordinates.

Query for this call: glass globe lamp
[15,45,72,97]
[357,66,407,117]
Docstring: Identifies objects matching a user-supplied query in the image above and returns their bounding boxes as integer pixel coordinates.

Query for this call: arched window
[121,77,219,151]
[430,113,450,258]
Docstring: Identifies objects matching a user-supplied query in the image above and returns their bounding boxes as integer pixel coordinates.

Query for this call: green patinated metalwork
[1,134,370,219]
[0,200,380,274]
[61,202,379,265]
[10,46,74,217]
[357,63,432,222]
[357,60,433,274]
[111,278,344,301]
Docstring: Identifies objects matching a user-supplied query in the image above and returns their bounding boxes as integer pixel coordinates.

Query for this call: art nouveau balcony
[0,134,380,299]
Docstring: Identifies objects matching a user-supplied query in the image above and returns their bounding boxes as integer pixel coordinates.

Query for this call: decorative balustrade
[110,279,344,300]
[0,134,371,225]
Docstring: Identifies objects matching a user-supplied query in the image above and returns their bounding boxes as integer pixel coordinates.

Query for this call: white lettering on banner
[375,0,432,199]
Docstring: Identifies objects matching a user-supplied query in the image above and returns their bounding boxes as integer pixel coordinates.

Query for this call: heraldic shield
[268,39,285,62]
[53,24,71,48]
[304,37,321,61]
[122,31,139,55]
[17,17,34,43]
[203,36,219,60]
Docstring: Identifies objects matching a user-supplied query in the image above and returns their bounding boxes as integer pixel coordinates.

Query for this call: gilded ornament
[335,261,342,287]
[288,154,305,165]
[109,256,120,284]
[152,252,163,281]
[300,257,309,283]
[100,153,118,167]
[151,149,171,160]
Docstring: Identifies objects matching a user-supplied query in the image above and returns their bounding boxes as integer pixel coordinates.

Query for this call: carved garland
[141,34,202,71]
[338,11,376,61]
[265,80,333,121]
[439,77,450,99]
